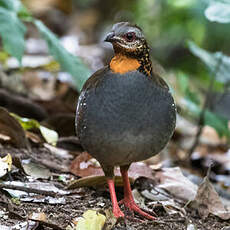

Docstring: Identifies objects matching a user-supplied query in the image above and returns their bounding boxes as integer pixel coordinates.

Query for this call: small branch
[0,183,58,197]
[188,56,223,157]
[154,218,185,224]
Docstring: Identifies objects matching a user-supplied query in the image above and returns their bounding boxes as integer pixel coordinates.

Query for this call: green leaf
[177,72,201,105]
[0,0,15,11]
[12,115,40,130]
[34,20,91,91]
[204,109,230,138]
[177,72,189,94]
[187,41,230,84]
[12,114,59,145]
[183,98,230,137]
[0,0,30,18]
[205,1,230,23]
[0,4,26,61]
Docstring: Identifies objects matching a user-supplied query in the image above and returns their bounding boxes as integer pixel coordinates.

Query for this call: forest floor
[0,146,230,230]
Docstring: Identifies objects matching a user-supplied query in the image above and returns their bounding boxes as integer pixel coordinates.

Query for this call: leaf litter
[1,138,230,229]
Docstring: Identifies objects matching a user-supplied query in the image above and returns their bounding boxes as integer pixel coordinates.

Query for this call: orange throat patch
[109,54,141,74]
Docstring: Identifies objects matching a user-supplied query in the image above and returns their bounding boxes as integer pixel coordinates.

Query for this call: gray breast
[76,70,176,166]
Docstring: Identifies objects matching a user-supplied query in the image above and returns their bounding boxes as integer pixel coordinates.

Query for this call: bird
[75,22,176,220]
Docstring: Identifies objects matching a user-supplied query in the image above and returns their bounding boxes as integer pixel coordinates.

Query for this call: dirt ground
[0,146,230,230]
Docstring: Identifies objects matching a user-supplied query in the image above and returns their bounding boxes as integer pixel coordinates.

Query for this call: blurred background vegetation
[0,0,230,141]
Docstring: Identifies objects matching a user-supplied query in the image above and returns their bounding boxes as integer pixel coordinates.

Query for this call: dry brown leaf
[26,130,43,144]
[191,171,230,220]
[154,167,198,201]
[0,107,29,148]
[70,152,154,181]
[69,152,154,188]
[67,175,134,189]
[29,212,47,221]
[70,152,103,177]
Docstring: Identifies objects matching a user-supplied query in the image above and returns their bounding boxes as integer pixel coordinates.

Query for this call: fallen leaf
[141,188,186,216]
[29,212,47,222]
[190,169,230,220]
[40,125,58,145]
[76,210,106,230]
[70,152,154,180]
[0,154,12,178]
[141,187,170,201]
[26,130,43,144]
[160,199,185,215]
[12,114,58,145]
[70,152,103,178]
[69,152,155,188]
[0,107,28,148]
[67,176,131,189]
[21,160,51,179]
[28,211,64,229]
[154,167,198,201]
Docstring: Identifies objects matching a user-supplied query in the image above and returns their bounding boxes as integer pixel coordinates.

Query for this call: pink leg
[107,178,124,218]
[120,168,156,220]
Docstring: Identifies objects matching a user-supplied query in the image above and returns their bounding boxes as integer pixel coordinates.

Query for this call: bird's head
[104,22,148,57]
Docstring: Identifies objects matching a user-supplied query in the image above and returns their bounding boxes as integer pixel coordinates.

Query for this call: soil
[0,146,230,230]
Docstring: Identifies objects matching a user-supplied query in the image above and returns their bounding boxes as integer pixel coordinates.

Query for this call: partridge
[75,22,176,220]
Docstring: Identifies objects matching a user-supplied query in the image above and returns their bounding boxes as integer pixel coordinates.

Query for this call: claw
[119,198,156,220]
[113,207,125,219]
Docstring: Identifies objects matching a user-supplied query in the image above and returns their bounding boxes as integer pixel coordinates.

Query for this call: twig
[0,183,58,197]
[188,56,223,157]
[153,218,185,224]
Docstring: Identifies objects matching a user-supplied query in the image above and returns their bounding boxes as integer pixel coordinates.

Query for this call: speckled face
[105,22,147,56]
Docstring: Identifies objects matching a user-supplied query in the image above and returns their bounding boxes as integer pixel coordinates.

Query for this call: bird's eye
[125,32,136,42]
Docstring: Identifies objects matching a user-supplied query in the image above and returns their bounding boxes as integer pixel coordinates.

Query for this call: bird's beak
[104,31,116,43]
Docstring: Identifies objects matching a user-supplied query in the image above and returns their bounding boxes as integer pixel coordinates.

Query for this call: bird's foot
[113,206,125,219]
[119,199,156,220]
